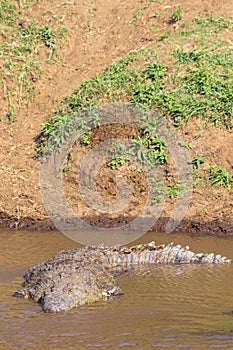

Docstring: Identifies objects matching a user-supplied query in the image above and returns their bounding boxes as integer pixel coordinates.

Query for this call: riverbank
[1,213,232,237]
[0,0,232,236]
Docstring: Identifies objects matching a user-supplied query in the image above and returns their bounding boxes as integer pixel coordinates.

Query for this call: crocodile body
[14,242,231,312]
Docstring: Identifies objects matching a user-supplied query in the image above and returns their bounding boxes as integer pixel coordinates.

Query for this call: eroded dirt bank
[0,0,232,236]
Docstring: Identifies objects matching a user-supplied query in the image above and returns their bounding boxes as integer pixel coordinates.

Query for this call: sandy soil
[0,0,232,236]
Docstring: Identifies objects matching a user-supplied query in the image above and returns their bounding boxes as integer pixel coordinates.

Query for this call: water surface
[1,229,233,349]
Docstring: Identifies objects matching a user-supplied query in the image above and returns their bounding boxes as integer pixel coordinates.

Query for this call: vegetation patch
[107,132,168,170]
[0,0,67,121]
[35,13,233,200]
[36,14,233,152]
[204,166,233,189]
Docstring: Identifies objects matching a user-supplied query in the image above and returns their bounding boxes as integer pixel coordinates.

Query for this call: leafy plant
[204,166,233,188]
[131,133,168,167]
[107,156,129,170]
[167,181,186,197]
[40,25,56,48]
[80,131,90,145]
[189,155,205,169]
[106,132,168,171]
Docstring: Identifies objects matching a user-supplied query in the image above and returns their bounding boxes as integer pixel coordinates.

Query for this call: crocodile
[14,241,231,312]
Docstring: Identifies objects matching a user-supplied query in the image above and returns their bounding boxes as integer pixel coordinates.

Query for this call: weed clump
[204,166,233,189]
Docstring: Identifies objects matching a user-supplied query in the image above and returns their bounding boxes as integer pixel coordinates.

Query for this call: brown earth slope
[0,0,232,236]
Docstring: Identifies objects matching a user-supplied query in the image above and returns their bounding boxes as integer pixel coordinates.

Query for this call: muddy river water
[1,228,233,349]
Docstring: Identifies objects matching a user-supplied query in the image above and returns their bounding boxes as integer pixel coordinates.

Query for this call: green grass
[35,13,233,193]
[0,0,67,121]
[36,13,233,155]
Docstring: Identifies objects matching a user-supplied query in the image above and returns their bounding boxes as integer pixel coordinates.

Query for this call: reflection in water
[1,228,233,349]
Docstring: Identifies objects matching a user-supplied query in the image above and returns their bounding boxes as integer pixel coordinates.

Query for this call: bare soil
[0,0,232,236]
